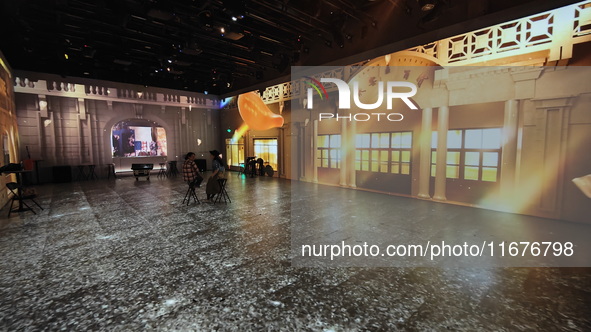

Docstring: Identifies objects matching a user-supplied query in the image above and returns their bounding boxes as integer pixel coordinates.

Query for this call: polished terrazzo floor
[0,174,590,331]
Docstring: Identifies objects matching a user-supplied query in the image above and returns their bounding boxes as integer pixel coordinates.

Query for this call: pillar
[500,99,518,204]
[434,106,449,201]
[418,107,433,198]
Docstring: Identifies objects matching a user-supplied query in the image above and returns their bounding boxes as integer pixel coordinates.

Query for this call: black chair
[75,165,87,181]
[167,161,179,177]
[157,163,167,178]
[6,182,43,217]
[182,182,200,205]
[87,164,98,180]
[214,178,231,204]
[106,163,116,179]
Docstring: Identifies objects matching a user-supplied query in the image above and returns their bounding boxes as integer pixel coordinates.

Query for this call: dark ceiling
[0,0,579,95]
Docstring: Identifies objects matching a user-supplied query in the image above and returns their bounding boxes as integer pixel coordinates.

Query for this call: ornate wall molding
[225,2,591,107]
[13,72,219,110]
[407,1,591,65]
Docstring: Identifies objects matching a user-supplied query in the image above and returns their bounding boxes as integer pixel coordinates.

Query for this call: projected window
[431,128,501,182]
[254,138,278,170]
[111,119,167,157]
[317,135,341,169]
[225,138,245,167]
[355,132,412,174]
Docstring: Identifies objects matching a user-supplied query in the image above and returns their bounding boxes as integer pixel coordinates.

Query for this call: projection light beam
[231,123,249,143]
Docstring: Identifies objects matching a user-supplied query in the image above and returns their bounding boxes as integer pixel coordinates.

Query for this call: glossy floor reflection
[0,174,590,331]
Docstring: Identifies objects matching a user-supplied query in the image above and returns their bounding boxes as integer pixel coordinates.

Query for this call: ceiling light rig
[1,0,498,95]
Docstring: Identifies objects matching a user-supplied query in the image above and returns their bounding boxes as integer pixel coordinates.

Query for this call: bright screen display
[111,119,167,157]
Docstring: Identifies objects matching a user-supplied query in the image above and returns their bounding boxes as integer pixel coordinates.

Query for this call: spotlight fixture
[418,0,436,11]
[420,2,443,24]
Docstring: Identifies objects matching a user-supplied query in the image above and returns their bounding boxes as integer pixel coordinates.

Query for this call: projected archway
[111,119,167,157]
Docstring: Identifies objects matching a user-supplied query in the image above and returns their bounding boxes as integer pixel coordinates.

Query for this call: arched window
[111,119,167,157]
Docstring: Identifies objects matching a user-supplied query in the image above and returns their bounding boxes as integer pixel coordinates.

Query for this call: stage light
[418,0,436,11]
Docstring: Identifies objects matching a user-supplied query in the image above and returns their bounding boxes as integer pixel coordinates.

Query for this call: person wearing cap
[206,149,225,201]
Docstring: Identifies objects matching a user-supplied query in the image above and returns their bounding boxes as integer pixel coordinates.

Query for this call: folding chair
[157,163,167,178]
[214,178,231,204]
[6,182,43,217]
[107,163,117,179]
[182,182,200,205]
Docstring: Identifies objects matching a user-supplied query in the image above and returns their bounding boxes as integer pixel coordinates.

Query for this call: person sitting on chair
[257,158,264,176]
[206,150,225,201]
[182,152,203,188]
[247,157,257,178]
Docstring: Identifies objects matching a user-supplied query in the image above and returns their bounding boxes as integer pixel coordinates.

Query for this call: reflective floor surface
[0,174,590,331]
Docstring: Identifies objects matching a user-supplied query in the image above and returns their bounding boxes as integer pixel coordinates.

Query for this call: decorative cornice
[13,72,219,110]
[532,96,576,109]
[510,67,545,82]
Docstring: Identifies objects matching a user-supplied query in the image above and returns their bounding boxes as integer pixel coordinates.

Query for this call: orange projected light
[237,92,284,131]
[573,175,591,199]
[231,123,250,143]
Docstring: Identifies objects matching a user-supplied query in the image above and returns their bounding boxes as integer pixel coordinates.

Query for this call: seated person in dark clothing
[242,157,256,177]
[257,158,264,176]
